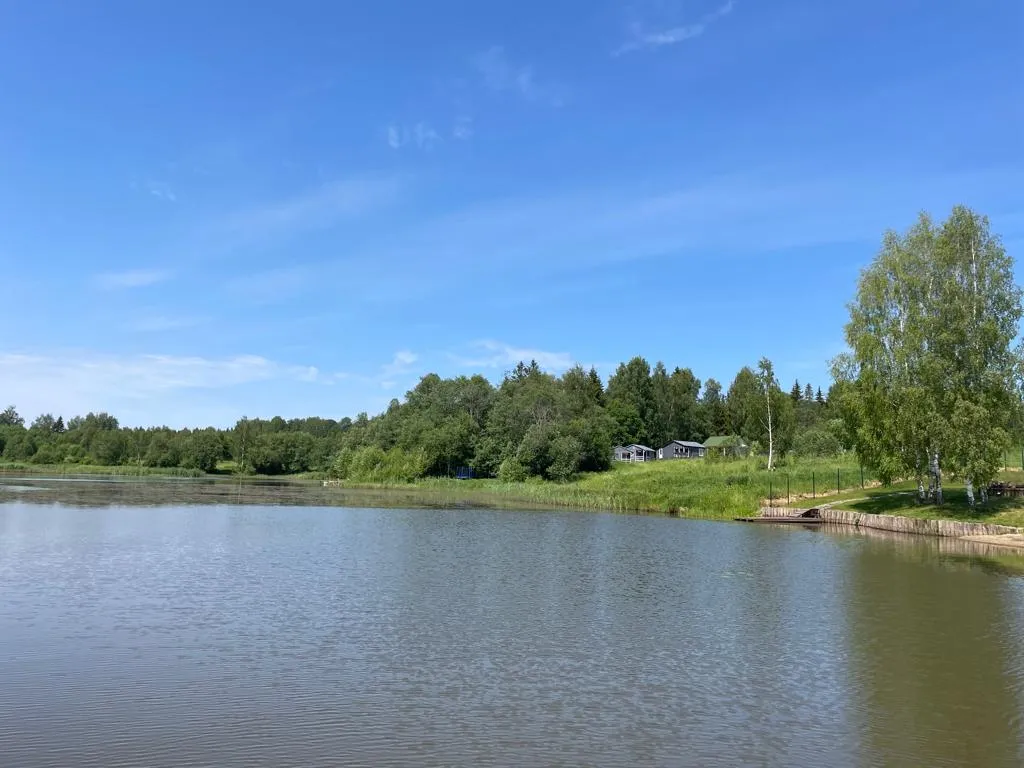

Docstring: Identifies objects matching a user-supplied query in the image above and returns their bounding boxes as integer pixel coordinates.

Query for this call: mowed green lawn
[823,474,1024,528]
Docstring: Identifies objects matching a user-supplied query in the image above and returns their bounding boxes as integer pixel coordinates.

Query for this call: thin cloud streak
[340,166,1024,287]
[213,175,402,249]
[131,315,207,333]
[615,0,736,56]
[94,269,173,290]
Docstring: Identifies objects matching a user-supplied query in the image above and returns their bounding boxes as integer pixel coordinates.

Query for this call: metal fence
[766,466,869,505]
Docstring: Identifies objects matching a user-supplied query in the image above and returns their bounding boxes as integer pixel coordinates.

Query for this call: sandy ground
[960,533,1024,550]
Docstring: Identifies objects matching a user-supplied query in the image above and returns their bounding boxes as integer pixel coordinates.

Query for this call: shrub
[547,435,583,482]
[794,428,843,458]
[497,457,528,483]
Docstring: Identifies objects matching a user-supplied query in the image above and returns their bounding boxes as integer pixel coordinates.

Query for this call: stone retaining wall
[758,506,1022,537]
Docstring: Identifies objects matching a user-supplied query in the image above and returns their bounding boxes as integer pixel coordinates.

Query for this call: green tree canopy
[832,206,1023,504]
[700,379,729,436]
[0,406,24,427]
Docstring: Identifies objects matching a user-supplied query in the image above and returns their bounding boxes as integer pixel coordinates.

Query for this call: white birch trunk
[931,450,942,505]
[965,478,975,507]
[766,384,774,471]
[917,455,926,503]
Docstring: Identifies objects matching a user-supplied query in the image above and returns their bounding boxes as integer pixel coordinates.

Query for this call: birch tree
[757,358,777,469]
[832,206,1023,505]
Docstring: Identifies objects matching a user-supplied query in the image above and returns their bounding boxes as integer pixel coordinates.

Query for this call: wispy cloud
[330,166,1024,302]
[0,352,352,430]
[215,175,401,248]
[414,122,442,149]
[474,46,564,106]
[386,122,443,150]
[382,350,419,377]
[614,0,736,56]
[146,180,177,202]
[377,350,420,389]
[94,269,173,290]
[131,315,206,333]
[451,340,574,373]
[131,179,178,202]
[453,115,474,140]
[0,352,307,392]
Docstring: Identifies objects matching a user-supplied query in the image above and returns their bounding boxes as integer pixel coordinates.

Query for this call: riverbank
[11,455,1024,533]
[759,505,1023,539]
[0,462,204,477]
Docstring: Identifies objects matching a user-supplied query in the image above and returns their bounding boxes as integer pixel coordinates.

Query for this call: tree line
[0,359,843,481]
[3,206,1018,502]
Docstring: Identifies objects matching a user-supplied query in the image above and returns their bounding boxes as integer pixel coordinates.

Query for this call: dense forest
[0,357,844,481]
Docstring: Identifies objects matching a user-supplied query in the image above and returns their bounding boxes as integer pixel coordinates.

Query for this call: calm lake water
[1,479,1023,767]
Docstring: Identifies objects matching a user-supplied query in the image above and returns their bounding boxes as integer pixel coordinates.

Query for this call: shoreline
[6,471,1024,547]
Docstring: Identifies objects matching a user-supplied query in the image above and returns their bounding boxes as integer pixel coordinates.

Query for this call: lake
[1,478,1023,767]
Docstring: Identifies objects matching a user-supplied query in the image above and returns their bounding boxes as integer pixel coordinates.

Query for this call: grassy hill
[402,456,876,518]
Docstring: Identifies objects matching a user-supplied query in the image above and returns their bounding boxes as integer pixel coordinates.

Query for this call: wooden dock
[735,508,824,524]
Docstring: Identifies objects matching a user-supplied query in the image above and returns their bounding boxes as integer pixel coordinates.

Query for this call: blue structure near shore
[455,467,474,480]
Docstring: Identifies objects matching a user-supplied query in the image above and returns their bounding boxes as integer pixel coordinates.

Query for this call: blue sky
[1,0,1022,427]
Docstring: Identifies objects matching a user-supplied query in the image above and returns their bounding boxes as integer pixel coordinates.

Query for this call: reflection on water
[0,492,1022,767]
[0,475,545,510]
[844,528,1024,767]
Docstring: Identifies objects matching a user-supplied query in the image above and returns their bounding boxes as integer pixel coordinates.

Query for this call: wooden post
[861,465,864,489]
[837,468,840,495]
[812,471,815,499]
[787,474,790,505]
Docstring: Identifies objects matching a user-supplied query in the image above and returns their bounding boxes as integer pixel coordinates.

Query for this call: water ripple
[1,503,1022,767]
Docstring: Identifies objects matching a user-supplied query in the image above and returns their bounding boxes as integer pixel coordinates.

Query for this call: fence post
[787,474,790,505]
[812,471,816,499]
[837,468,840,495]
